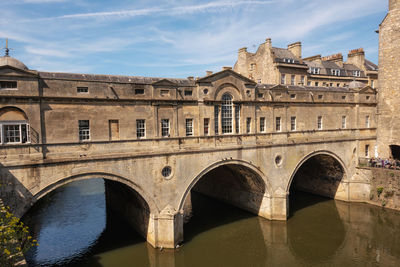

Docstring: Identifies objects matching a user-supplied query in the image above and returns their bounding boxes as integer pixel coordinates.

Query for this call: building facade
[233,39,378,89]
[377,0,400,158]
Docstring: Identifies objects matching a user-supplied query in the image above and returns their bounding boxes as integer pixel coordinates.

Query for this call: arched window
[221,93,233,134]
[0,107,30,144]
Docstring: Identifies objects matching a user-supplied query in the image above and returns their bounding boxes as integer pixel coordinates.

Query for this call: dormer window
[283,58,295,63]
[331,69,340,76]
[353,70,361,77]
[0,81,17,89]
[309,67,320,74]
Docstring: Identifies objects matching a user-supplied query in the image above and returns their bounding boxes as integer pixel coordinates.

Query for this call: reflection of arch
[214,83,242,100]
[286,150,347,197]
[30,172,159,215]
[178,159,271,211]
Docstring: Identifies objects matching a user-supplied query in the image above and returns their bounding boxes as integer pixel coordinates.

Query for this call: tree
[0,205,38,267]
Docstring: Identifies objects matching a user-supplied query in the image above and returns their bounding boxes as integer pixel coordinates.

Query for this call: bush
[377,187,384,197]
[0,205,38,267]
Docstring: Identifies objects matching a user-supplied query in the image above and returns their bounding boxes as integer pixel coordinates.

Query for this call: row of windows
[308,68,362,77]
[75,86,193,96]
[77,115,371,141]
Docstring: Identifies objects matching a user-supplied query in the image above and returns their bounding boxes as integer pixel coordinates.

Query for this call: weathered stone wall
[369,168,400,210]
[377,0,400,157]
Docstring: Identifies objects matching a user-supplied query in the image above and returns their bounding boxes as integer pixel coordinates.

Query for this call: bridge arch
[28,172,158,216]
[178,159,272,217]
[286,150,348,200]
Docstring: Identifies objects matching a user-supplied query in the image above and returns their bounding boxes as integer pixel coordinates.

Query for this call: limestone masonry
[0,0,397,249]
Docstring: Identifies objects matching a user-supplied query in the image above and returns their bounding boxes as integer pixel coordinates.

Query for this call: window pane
[79,120,90,141]
[221,94,233,134]
[161,119,170,137]
[136,119,145,138]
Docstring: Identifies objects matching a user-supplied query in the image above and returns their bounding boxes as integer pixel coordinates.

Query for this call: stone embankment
[367,168,400,210]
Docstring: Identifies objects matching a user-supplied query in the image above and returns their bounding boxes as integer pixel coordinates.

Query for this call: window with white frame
[365,115,370,128]
[353,70,361,77]
[204,118,210,135]
[235,105,240,134]
[331,69,340,76]
[1,122,30,144]
[310,67,320,74]
[186,118,193,136]
[290,116,296,131]
[221,94,233,134]
[317,116,323,130]
[246,118,251,133]
[281,74,286,84]
[260,117,265,132]
[136,119,145,138]
[78,120,90,141]
[161,119,170,137]
[291,75,295,85]
[276,117,281,132]
[342,116,346,129]
[301,76,305,85]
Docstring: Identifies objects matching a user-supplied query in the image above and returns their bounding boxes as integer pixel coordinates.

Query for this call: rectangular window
[257,93,264,98]
[186,118,193,136]
[290,94,296,99]
[276,117,281,132]
[246,118,251,134]
[291,75,295,85]
[204,118,210,135]
[342,116,346,129]
[331,69,340,76]
[318,94,323,99]
[281,74,286,84]
[235,105,240,134]
[315,82,319,86]
[77,87,88,93]
[161,119,170,137]
[371,80,374,88]
[135,89,144,95]
[317,116,323,130]
[365,144,370,157]
[78,120,90,141]
[260,117,265,132]
[291,116,296,131]
[301,76,305,85]
[342,95,346,100]
[310,67,320,74]
[307,81,311,86]
[329,83,333,87]
[337,83,340,87]
[0,81,17,89]
[184,90,192,96]
[365,115,370,128]
[214,106,219,134]
[109,120,119,141]
[136,119,145,138]
[4,125,20,143]
[353,70,361,77]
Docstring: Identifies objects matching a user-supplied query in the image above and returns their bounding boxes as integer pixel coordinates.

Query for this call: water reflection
[23,179,400,267]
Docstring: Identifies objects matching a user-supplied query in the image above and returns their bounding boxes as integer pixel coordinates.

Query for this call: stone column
[272,188,289,220]
[152,205,183,249]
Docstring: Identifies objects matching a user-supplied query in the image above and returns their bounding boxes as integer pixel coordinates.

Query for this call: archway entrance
[390,145,400,160]
[181,163,268,242]
[22,178,151,266]
[288,154,346,216]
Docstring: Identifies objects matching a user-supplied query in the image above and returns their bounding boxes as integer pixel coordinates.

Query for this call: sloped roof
[38,72,195,86]
[0,56,29,70]
[259,83,351,92]
[364,59,378,71]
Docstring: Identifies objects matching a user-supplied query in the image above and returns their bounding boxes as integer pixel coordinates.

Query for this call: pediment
[152,79,178,87]
[197,69,256,85]
[358,86,376,94]
[0,66,37,77]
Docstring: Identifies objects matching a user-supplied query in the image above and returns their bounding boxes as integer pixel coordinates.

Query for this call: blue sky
[0,0,387,78]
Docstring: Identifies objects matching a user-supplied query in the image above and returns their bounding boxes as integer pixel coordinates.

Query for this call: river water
[23,178,400,267]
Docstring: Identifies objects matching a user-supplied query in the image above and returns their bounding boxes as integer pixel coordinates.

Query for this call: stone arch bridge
[0,133,371,249]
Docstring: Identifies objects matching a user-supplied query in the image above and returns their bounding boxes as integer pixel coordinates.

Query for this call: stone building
[233,39,378,89]
[377,0,400,158]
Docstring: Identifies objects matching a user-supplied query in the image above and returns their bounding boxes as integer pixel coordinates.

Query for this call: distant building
[233,39,378,89]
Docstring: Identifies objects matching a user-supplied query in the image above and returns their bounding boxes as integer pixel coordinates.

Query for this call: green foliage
[382,200,387,207]
[390,172,395,177]
[377,187,384,197]
[0,205,38,267]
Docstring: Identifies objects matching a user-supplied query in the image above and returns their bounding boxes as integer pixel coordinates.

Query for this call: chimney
[222,66,232,71]
[347,48,365,70]
[187,76,194,81]
[287,42,302,58]
[322,53,343,68]
[206,71,213,76]
[265,38,272,48]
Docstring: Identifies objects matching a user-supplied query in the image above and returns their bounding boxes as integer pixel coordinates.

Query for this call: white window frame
[204,118,210,135]
[136,119,146,138]
[276,117,281,132]
[78,120,90,141]
[353,70,361,77]
[310,67,320,74]
[0,121,30,144]
[365,144,370,157]
[260,117,265,133]
[290,116,296,131]
[365,115,370,128]
[186,118,193,136]
[331,69,340,76]
[317,116,323,130]
[221,94,233,134]
[291,75,295,85]
[161,119,170,137]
